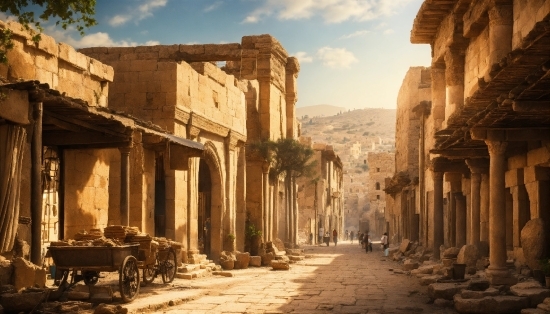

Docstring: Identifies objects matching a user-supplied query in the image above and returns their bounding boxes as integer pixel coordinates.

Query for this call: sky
[22,0,432,110]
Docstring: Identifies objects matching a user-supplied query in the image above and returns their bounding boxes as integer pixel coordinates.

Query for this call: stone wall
[512,1,550,49]
[64,149,118,239]
[464,27,490,96]
[0,21,112,107]
[368,152,395,236]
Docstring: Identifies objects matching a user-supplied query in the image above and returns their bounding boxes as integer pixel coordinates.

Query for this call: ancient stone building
[80,35,301,259]
[366,152,394,238]
[297,138,344,244]
[0,20,203,265]
[410,0,550,285]
[385,67,431,244]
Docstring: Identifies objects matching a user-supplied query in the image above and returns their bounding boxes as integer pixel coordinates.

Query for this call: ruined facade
[80,35,301,259]
[297,138,344,244]
[366,152,394,238]
[0,20,203,265]
[385,67,431,244]
[405,0,550,285]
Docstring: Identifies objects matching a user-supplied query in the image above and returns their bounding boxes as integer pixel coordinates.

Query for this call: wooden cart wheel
[119,255,140,303]
[83,271,99,286]
[161,248,177,284]
[142,266,156,286]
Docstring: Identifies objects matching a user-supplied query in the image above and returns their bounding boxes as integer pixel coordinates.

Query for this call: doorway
[198,159,212,257]
[154,155,166,237]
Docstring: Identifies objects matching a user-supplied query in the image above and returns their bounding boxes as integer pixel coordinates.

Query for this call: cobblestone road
[130,241,458,314]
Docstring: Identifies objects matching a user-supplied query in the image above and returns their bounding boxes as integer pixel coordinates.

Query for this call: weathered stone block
[399,239,411,253]
[235,252,250,269]
[510,281,550,307]
[0,292,44,312]
[457,245,479,268]
[521,219,547,271]
[271,261,289,270]
[428,282,469,300]
[13,257,45,291]
[454,295,530,314]
[443,247,461,258]
[249,256,261,267]
[402,259,419,271]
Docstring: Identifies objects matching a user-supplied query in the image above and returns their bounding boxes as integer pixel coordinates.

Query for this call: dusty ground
[108,241,459,314]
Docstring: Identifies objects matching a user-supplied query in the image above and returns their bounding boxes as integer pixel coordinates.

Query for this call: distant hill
[296,105,346,118]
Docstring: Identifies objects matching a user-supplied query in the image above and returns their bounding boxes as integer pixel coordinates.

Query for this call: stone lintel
[512,100,550,113]
[188,112,229,138]
[523,166,550,184]
[471,128,550,141]
[431,156,469,173]
[527,146,550,167]
[430,148,489,158]
[505,168,524,188]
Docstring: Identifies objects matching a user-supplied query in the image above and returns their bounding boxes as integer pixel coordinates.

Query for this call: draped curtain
[0,124,27,253]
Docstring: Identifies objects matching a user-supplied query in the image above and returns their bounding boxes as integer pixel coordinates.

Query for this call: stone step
[177,264,201,273]
[176,268,212,280]
[522,309,549,314]
[288,255,304,261]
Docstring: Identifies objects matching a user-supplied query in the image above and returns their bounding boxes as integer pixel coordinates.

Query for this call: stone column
[455,192,466,247]
[466,159,488,246]
[31,102,43,265]
[488,5,513,68]
[524,166,550,247]
[485,140,516,285]
[480,172,490,251]
[262,162,270,242]
[433,171,444,259]
[119,145,132,227]
[444,48,465,124]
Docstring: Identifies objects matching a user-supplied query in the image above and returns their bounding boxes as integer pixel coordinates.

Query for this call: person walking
[365,234,373,253]
[350,230,355,243]
[332,229,338,246]
[381,232,389,256]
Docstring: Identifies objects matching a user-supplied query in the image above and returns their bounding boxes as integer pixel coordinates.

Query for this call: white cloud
[293,52,313,63]
[242,0,412,24]
[109,0,168,27]
[316,47,357,69]
[46,26,159,48]
[340,30,370,39]
[204,1,223,12]
[383,29,395,34]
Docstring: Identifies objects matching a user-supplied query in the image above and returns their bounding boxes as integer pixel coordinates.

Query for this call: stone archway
[199,142,224,262]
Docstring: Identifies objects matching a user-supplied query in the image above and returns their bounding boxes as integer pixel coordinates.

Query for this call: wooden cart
[48,244,140,303]
[138,244,177,286]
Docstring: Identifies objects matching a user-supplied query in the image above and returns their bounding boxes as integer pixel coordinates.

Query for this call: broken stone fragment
[13,257,46,291]
[0,291,44,312]
[271,261,289,270]
[94,303,128,314]
[249,256,261,267]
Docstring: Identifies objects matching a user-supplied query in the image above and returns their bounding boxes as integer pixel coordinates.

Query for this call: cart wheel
[142,266,156,286]
[161,248,177,284]
[83,271,99,286]
[119,255,140,303]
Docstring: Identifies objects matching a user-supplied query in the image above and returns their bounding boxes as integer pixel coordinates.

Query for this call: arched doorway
[198,159,212,257]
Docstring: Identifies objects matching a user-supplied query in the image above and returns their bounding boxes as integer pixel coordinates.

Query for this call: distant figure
[350,230,355,243]
[381,232,389,256]
[359,233,364,248]
[333,229,338,246]
[345,230,349,241]
[365,234,372,253]
[309,232,313,245]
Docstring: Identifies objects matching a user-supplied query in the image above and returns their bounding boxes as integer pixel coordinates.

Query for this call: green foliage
[251,138,317,180]
[226,233,235,242]
[0,0,97,63]
[245,224,262,238]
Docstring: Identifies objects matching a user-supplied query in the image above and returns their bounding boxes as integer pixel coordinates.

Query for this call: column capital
[118,145,132,154]
[485,140,508,156]
[433,171,444,181]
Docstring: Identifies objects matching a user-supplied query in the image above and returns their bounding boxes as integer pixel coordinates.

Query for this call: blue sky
[30,0,432,110]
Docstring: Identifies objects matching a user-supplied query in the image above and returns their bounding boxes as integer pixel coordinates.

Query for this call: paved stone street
[126,242,458,314]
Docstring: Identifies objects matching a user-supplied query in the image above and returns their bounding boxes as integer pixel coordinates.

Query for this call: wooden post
[119,146,132,226]
[31,102,43,265]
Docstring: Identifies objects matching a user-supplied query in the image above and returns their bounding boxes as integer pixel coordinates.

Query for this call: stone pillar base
[486,267,517,286]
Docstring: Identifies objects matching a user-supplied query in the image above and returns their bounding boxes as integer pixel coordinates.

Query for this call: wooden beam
[43,114,86,133]
[430,148,488,158]
[43,132,128,146]
[44,110,130,137]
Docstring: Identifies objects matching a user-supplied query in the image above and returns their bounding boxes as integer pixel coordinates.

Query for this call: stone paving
[125,241,458,314]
